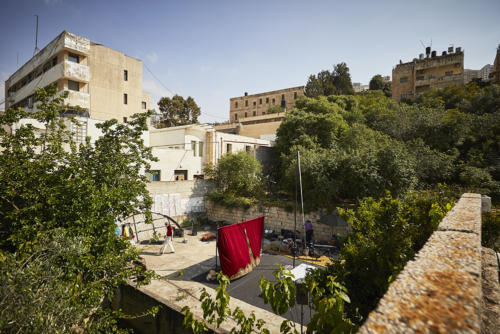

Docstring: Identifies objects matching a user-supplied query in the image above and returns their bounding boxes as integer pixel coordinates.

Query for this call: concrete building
[392,46,464,102]
[149,124,270,182]
[352,82,369,93]
[464,64,494,83]
[4,31,150,122]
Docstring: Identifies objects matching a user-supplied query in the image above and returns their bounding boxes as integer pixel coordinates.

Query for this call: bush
[204,151,263,203]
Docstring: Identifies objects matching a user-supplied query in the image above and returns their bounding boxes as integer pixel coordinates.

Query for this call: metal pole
[132,215,139,243]
[300,303,304,334]
[293,150,298,268]
[215,225,219,270]
[298,151,306,251]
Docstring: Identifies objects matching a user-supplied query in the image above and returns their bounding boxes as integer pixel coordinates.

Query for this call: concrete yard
[135,230,309,333]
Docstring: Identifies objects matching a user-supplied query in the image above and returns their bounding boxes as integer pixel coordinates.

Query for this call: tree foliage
[156,94,201,128]
[304,63,354,97]
[368,74,391,97]
[205,151,263,198]
[0,86,156,332]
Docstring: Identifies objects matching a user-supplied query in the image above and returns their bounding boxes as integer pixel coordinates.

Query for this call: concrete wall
[89,43,149,121]
[113,284,196,334]
[206,201,350,240]
[359,193,484,333]
[147,179,213,222]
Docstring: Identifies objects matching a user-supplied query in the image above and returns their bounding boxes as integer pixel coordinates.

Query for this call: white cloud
[146,52,159,64]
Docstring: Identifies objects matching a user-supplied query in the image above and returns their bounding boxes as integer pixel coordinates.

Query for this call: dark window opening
[245,100,248,107]
[266,97,269,103]
[259,98,262,104]
[123,117,128,123]
[174,170,188,181]
[142,101,147,109]
[68,80,79,91]
[235,101,238,108]
[294,92,298,99]
[253,101,256,106]
[123,93,128,104]
[68,53,79,63]
[253,111,256,116]
[124,70,128,81]
[400,77,408,83]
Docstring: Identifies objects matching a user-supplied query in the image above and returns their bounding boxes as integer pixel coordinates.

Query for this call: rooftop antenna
[33,15,40,56]
[420,40,426,50]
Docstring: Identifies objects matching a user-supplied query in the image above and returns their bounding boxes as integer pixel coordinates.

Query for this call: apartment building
[4,31,150,122]
[392,46,464,102]
[149,124,270,181]
[493,45,500,83]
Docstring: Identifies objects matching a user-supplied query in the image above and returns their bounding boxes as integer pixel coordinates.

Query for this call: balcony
[63,60,90,83]
[61,90,90,110]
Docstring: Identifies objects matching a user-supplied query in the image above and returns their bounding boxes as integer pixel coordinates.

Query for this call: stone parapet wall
[359,193,483,333]
[206,201,350,240]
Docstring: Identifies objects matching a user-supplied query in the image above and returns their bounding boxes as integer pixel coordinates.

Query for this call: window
[259,98,262,104]
[123,117,127,123]
[266,97,269,103]
[234,113,238,120]
[235,101,238,108]
[245,145,252,153]
[68,80,79,91]
[400,77,408,83]
[416,76,425,81]
[281,94,285,100]
[445,71,453,76]
[199,141,204,157]
[400,94,408,100]
[174,170,188,181]
[191,141,197,156]
[272,98,275,104]
[245,112,248,117]
[148,170,161,181]
[68,53,79,63]
[28,96,34,109]
[124,70,128,81]
[142,101,147,109]
[123,93,128,104]
[428,74,436,79]
[52,57,57,67]
[253,111,256,116]
[226,143,232,153]
[253,101,256,106]
[245,100,248,107]
[294,92,298,99]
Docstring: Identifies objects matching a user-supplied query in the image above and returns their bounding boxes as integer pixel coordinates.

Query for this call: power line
[143,62,228,120]
[143,62,175,97]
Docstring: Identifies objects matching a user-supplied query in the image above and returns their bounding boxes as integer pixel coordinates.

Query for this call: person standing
[304,220,314,247]
[159,222,175,254]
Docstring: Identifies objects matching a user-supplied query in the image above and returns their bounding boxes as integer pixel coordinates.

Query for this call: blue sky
[1,0,499,121]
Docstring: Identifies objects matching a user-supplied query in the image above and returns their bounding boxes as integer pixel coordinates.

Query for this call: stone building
[493,45,500,83]
[215,86,304,141]
[4,31,150,122]
[392,46,464,102]
[229,86,304,122]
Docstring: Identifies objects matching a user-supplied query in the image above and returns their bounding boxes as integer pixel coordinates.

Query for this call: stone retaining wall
[359,193,483,333]
[206,201,351,240]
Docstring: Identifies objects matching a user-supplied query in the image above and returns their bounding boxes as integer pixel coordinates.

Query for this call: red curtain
[217,216,264,280]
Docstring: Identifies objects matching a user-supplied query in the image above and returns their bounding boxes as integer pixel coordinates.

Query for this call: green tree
[157,94,201,128]
[304,63,354,97]
[0,86,155,332]
[368,74,391,97]
[267,104,283,114]
[205,151,263,198]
